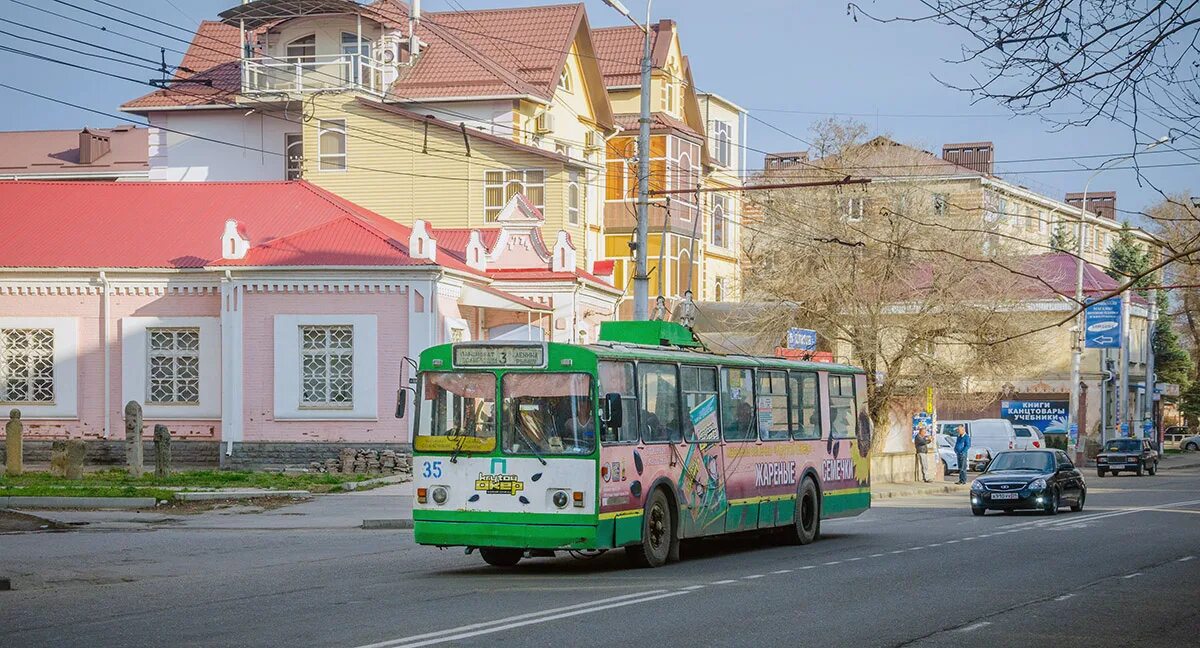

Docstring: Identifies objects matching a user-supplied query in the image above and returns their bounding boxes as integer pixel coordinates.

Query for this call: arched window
[677,152,692,193]
[559,64,572,92]
[676,250,693,297]
[713,279,724,303]
[711,193,727,247]
[286,35,316,62]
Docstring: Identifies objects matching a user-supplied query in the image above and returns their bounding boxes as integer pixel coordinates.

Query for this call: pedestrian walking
[914,423,932,482]
[953,424,970,484]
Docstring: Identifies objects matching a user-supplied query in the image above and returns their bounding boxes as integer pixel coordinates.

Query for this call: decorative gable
[466,230,488,271]
[495,192,545,223]
[550,230,576,272]
[221,219,250,260]
[409,219,438,261]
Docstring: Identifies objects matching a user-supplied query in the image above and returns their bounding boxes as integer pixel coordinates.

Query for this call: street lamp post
[1067,136,1168,458]
[604,0,653,320]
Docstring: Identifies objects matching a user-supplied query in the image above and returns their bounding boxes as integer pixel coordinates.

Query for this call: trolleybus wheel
[626,488,673,568]
[479,547,522,567]
[784,478,821,545]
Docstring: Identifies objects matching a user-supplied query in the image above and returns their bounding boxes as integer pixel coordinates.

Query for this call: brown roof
[591,20,674,87]
[0,126,148,177]
[767,136,982,180]
[123,1,606,120]
[613,112,701,140]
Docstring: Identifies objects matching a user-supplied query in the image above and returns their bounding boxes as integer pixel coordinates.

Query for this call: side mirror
[601,392,623,430]
[395,387,410,419]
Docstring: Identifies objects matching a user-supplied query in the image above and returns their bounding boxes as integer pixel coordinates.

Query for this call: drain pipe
[99,271,111,438]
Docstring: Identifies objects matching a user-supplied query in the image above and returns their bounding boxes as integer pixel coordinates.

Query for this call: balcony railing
[242,54,385,96]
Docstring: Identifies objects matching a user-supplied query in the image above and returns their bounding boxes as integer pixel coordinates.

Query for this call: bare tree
[739,121,1038,445]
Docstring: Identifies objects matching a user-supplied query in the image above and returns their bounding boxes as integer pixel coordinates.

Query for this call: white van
[937,419,1018,471]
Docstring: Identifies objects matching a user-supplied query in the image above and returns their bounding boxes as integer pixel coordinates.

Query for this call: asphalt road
[3,468,1199,648]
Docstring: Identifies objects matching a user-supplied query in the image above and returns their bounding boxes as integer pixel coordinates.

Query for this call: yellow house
[592,19,747,304]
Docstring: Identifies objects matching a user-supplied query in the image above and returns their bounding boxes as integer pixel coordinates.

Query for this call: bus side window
[681,365,718,442]
[757,370,790,440]
[598,360,639,444]
[829,374,858,439]
[720,367,757,441]
[789,371,821,440]
[639,363,681,443]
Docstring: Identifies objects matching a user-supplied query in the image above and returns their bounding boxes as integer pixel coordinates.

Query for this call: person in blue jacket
[953,425,971,484]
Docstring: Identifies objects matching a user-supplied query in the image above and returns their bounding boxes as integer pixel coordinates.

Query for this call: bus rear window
[502,373,594,455]
[414,372,497,452]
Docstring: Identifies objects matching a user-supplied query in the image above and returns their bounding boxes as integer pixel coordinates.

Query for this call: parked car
[1096,438,1159,477]
[969,449,1086,516]
[939,419,1018,471]
[1181,434,1200,452]
[1012,424,1045,450]
[936,433,959,473]
[1161,427,1190,448]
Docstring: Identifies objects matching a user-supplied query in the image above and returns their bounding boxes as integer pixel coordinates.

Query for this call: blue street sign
[1084,298,1122,349]
[786,328,817,351]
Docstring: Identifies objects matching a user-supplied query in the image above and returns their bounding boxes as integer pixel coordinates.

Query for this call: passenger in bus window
[737,401,756,438]
[565,398,596,451]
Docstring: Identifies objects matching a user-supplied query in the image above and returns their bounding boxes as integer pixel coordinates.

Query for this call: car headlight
[1029,478,1046,491]
[970,480,985,492]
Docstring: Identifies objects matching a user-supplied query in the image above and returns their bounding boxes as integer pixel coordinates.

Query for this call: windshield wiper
[515,426,548,465]
[449,433,468,463]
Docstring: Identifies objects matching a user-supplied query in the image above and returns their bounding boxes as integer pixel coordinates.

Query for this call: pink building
[0,181,620,468]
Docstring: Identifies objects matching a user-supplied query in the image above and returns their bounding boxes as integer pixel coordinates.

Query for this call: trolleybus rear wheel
[784,478,821,545]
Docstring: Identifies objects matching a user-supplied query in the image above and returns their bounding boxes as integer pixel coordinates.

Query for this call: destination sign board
[453,344,545,368]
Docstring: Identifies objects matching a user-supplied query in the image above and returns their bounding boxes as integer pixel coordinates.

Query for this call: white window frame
[843,196,865,222]
[567,170,580,225]
[285,133,303,180]
[273,314,377,420]
[146,327,201,406]
[0,317,78,419]
[932,193,948,216]
[710,120,732,168]
[299,325,354,408]
[484,168,545,221]
[318,119,347,172]
[0,328,54,405]
[711,193,728,247]
[559,64,572,93]
[122,317,220,419]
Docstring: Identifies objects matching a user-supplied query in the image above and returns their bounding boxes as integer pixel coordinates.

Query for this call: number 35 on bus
[402,321,872,568]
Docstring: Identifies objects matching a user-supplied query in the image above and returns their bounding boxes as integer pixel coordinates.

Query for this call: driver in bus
[564,398,595,452]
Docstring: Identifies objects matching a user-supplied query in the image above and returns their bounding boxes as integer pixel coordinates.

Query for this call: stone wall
[221,442,412,472]
[1,440,220,467]
[871,450,943,484]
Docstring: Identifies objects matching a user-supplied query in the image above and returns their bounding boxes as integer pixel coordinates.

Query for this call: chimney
[1064,191,1117,220]
[763,151,808,177]
[942,141,994,175]
[78,128,111,164]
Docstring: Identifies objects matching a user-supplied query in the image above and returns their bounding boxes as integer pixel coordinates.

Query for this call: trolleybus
[407,321,871,568]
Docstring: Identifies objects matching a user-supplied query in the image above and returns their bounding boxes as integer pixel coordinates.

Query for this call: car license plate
[991,492,1019,500]
[1108,463,1125,468]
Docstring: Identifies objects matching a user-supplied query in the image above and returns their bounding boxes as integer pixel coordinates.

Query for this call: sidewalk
[12,481,415,532]
[872,479,969,499]
[1157,451,1200,471]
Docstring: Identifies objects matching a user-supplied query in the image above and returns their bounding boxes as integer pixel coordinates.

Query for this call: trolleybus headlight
[432,487,448,505]
[553,490,569,509]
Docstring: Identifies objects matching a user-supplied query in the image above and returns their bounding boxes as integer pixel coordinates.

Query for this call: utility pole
[603,0,653,320]
[1119,289,1132,437]
[1144,287,1158,445]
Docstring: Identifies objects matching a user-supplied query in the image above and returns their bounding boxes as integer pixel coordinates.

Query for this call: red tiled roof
[0,126,148,176]
[591,20,672,87]
[430,226,502,262]
[0,180,474,272]
[123,21,243,110]
[490,267,619,291]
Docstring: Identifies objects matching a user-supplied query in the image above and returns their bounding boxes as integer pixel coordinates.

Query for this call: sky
[1,0,1193,227]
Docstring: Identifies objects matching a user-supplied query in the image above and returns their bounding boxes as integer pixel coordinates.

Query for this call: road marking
[353,590,684,648]
[890,550,905,554]
[823,560,842,566]
[771,569,793,574]
[711,579,738,585]
[800,565,816,570]
[908,546,923,551]
[955,621,992,633]
[870,553,885,558]
[1042,498,1200,528]
[845,557,863,562]
[1179,556,1195,562]
[1054,593,1076,601]
[679,585,705,591]
[1123,573,1142,579]
[961,537,976,541]
[743,574,764,580]
[945,540,959,544]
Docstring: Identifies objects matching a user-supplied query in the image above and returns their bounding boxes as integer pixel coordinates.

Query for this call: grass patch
[0,470,377,495]
[0,484,177,501]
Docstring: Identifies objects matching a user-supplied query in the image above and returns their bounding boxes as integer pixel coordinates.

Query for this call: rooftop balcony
[241,53,386,96]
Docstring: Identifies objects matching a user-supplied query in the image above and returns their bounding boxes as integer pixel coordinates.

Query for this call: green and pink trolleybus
[407,321,871,568]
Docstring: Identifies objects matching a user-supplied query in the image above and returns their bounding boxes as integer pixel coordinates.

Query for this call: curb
[872,484,969,499]
[361,518,414,529]
[342,474,412,491]
[0,496,157,509]
[1160,460,1200,471]
[174,490,311,501]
